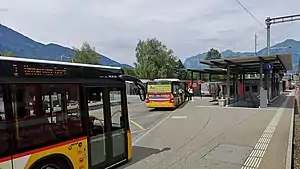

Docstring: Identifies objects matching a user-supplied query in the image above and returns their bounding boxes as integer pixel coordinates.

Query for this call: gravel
[294,91,300,169]
[294,114,300,169]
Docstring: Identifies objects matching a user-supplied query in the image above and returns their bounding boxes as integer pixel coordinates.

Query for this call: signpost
[263,63,273,70]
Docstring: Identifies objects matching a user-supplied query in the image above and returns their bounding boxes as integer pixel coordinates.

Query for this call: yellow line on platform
[131,130,146,134]
[130,120,145,130]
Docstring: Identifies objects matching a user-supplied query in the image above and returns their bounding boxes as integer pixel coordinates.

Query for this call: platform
[119,91,294,169]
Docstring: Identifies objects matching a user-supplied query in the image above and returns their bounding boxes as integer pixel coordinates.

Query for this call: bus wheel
[32,157,71,169]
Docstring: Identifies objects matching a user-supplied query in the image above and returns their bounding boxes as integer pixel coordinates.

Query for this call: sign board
[147,84,171,93]
[263,63,273,70]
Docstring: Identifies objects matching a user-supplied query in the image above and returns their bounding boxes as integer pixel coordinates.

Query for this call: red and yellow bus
[145,79,187,108]
[0,56,145,169]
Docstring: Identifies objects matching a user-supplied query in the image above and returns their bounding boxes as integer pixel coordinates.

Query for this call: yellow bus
[0,56,145,169]
[145,79,187,108]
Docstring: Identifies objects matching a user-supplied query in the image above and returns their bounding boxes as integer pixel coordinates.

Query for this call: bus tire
[31,156,72,169]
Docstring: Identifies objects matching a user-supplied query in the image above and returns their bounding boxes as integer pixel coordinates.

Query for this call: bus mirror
[135,82,146,101]
[138,88,145,101]
[120,75,146,101]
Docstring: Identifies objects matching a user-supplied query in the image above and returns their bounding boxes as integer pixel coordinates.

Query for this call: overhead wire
[233,0,266,29]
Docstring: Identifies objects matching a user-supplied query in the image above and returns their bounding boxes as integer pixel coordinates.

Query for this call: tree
[123,67,137,76]
[0,51,14,57]
[134,38,177,79]
[205,48,221,60]
[72,42,99,64]
[205,48,222,68]
[174,59,189,80]
[205,48,223,80]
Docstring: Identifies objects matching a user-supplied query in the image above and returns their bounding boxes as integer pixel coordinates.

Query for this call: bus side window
[87,87,105,136]
[12,84,83,152]
[110,88,124,131]
[0,85,10,159]
[11,84,56,150]
[42,84,83,138]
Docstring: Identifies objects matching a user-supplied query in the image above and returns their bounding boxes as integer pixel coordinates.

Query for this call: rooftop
[199,53,292,73]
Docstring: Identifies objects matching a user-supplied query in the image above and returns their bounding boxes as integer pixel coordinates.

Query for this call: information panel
[0,59,122,79]
[12,63,68,77]
[147,84,172,93]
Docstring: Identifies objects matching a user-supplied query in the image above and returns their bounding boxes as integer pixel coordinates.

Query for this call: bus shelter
[187,68,228,97]
[198,53,293,108]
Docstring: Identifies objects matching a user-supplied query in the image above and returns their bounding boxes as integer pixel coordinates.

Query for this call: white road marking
[240,94,291,169]
[196,105,277,111]
[171,116,187,119]
[133,111,174,145]
[130,112,168,120]
[131,130,146,134]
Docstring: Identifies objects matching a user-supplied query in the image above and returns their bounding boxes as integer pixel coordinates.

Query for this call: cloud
[1,0,300,65]
[0,8,8,12]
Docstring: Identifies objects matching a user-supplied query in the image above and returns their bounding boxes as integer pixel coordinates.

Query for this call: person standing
[187,87,191,101]
[188,86,194,101]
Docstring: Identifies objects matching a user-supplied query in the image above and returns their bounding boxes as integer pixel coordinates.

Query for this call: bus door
[0,85,13,169]
[108,87,128,165]
[86,86,127,169]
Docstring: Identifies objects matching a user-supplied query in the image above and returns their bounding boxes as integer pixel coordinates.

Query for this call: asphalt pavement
[126,95,174,143]
[119,92,294,169]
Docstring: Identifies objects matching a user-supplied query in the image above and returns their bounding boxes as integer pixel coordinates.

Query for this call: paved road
[119,92,294,169]
[127,96,215,143]
[126,95,176,143]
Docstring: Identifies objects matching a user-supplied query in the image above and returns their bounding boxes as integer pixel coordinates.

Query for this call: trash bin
[219,99,226,107]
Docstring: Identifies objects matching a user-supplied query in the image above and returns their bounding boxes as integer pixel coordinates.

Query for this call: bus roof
[0,56,125,78]
[0,56,122,70]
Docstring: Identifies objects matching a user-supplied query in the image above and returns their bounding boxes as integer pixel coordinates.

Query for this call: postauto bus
[145,78,186,108]
[0,56,146,169]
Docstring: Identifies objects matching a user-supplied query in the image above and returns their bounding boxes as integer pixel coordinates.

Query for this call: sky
[0,0,300,65]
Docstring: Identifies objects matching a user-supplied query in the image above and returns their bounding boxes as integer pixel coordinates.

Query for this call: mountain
[184,39,300,72]
[0,24,132,68]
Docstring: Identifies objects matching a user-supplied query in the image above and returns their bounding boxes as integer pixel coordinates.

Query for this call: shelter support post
[191,71,194,87]
[266,71,270,104]
[239,74,242,100]
[199,73,202,98]
[271,70,275,99]
[242,74,245,101]
[259,60,267,108]
[209,74,212,82]
[276,72,279,96]
[234,74,238,102]
[226,66,230,105]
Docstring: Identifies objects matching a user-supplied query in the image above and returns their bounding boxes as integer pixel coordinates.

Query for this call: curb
[285,90,295,169]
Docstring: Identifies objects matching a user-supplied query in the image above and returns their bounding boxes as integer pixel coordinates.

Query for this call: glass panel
[87,87,106,165]
[110,88,126,157]
[90,134,106,165]
[0,85,10,158]
[112,130,126,157]
[12,84,83,151]
[110,89,124,130]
